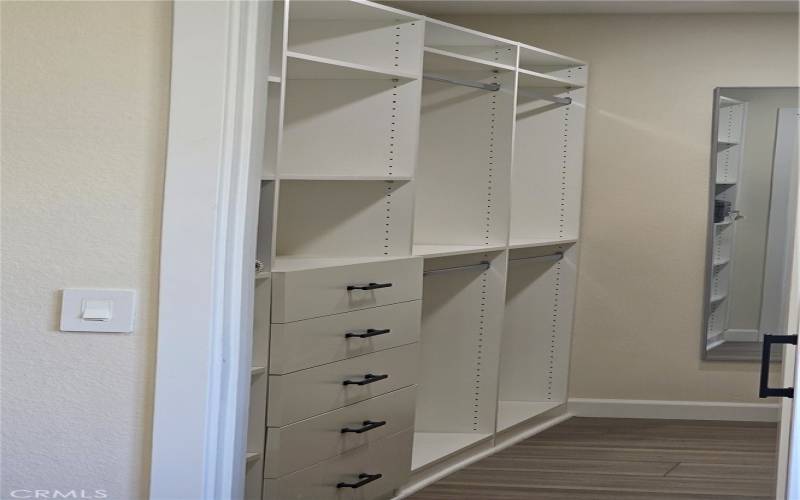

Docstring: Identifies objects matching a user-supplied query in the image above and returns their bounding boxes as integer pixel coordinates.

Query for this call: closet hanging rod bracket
[423,260,491,277]
[509,252,564,264]
[423,73,501,92]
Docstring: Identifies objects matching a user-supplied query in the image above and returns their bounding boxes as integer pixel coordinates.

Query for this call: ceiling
[382,0,799,15]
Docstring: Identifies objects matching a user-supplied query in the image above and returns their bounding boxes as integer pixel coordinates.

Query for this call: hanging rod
[423,260,490,277]
[423,73,500,92]
[517,88,572,105]
[510,252,564,264]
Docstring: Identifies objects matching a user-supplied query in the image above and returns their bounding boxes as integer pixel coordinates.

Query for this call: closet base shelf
[411,432,491,471]
[496,401,563,432]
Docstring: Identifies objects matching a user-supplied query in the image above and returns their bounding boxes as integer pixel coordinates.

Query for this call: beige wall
[442,14,798,402]
[1,2,171,498]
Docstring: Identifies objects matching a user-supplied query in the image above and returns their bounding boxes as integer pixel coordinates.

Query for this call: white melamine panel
[270,300,421,374]
[265,386,416,478]
[270,256,422,323]
[266,343,419,426]
[288,0,418,22]
[276,180,415,258]
[415,251,507,436]
[263,428,413,500]
[414,64,514,248]
[518,44,585,76]
[253,276,271,370]
[288,19,423,76]
[718,102,745,143]
[716,144,742,184]
[411,432,491,471]
[256,181,275,267]
[268,0,285,81]
[424,20,517,68]
[280,77,420,178]
[498,244,577,431]
[518,67,583,90]
[263,83,281,179]
[713,221,734,262]
[510,83,587,245]
[245,455,264,500]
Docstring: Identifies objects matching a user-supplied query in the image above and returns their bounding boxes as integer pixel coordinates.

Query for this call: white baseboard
[723,328,760,342]
[569,398,779,422]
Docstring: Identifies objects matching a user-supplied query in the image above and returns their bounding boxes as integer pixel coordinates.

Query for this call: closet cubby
[412,251,507,470]
[518,45,587,84]
[287,0,422,76]
[424,19,517,69]
[279,57,421,179]
[413,52,514,257]
[498,244,577,432]
[275,179,414,260]
[510,82,586,247]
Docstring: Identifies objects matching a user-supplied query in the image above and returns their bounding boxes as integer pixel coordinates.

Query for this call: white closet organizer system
[244,2,587,499]
[706,95,746,350]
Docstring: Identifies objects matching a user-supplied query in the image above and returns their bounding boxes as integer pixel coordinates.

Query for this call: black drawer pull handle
[345,328,391,339]
[759,334,797,398]
[342,373,388,386]
[347,282,393,291]
[341,420,387,434]
[336,473,383,489]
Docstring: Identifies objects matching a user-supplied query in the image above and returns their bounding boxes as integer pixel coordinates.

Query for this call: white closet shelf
[245,452,261,464]
[279,174,412,181]
[518,44,585,72]
[710,293,728,306]
[272,255,407,272]
[712,258,731,267]
[716,180,737,186]
[423,47,515,72]
[717,140,740,148]
[411,432,492,470]
[286,51,419,81]
[413,243,507,258]
[714,219,733,227]
[255,270,271,281]
[289,0,419,22]
[518,68,582,90]
[496,401,563,432]
[268,75,281,84]
[251,366,266,376]
[508,237,578,250]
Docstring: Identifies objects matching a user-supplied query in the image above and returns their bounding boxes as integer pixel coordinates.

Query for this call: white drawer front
[265,386,416,478]
[263,429,413,500]
[271,258,423,323]
[267,344,419,427]
[270,300,421,374]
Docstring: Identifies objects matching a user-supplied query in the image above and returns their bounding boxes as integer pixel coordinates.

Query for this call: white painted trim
[569,398,779,422]
[149,2,270,499]
[723,328,760,342]
[393,411,571,499]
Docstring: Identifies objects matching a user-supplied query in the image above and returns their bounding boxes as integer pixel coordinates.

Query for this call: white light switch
[60,289,136,333]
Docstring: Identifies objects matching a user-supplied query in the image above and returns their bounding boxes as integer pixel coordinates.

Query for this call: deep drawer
[262,428,413,500]
[265,386,415,478]
[271,257,423,323]
[266,344,419,427]
[269,300,421,374]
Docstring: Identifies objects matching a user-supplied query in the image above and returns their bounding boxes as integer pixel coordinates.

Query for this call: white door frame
[149,2,271,499]
[775,108,800,499]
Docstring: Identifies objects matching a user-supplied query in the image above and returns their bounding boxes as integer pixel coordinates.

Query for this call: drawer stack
[264,257,423,500]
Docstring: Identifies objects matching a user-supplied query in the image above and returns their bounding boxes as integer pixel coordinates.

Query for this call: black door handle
[347,282,393,291]
[342,373,389,386]
[759,334,797,398]
[341,420,387,434]
[336,473,383,489]
[345,328,391,339]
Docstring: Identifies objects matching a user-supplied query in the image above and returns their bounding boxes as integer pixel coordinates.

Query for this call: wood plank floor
[408,417,778,500]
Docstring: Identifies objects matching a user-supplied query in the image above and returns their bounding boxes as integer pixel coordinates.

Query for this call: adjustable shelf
[423,47,515,72]
[286,51,418,80]
[279,174,413,181]
[509,237,578,250]
[517,67,583,90]
[713,258,731,267]
[271,255,405,273]
[413,243,507,259]
[518,44,585,73]
[719,95,744,107]
[710,293,728,306]
[412,432,492,470]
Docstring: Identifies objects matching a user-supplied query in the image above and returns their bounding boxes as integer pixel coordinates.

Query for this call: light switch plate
[60,289,136,333]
